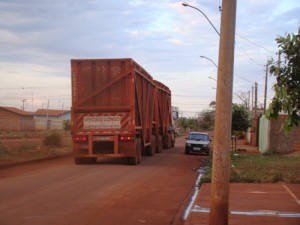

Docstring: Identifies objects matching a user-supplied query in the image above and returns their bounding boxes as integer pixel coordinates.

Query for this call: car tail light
[120,136,134,141]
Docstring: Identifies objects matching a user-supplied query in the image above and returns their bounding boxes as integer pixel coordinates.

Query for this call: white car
[185,132,211,155]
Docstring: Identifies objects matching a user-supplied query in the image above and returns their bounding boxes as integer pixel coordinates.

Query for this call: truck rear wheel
[87,157,97,164]
[171,133,175,148]
[74,157,84,164]
[74,157,97,164]
[156,135,163,153]
[145,135,156,156]
[163,135,172,149]
[128,138,141,165]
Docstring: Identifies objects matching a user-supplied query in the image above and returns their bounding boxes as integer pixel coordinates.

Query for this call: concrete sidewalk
[182,140,300,225]
[183,183,300,225]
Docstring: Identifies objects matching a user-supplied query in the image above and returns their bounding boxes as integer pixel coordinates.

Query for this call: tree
[209,101,216,109]
[231,104,251,134]
[177,117,200,131]
[266,29,300,132]
[234,91,249,109]
[197,109,214,130]
[177,117,188,131]
[63,120,71,130]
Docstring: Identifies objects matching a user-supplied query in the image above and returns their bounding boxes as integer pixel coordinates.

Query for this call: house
[0,106,35,131]
[34,109,71,130]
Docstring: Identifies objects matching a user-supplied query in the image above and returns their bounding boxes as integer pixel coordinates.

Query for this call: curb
[181,167,206,221]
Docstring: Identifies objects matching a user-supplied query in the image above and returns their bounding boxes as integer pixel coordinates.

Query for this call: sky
[0,0,299,117]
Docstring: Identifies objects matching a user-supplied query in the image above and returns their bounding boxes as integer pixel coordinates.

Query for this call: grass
[0,144,71,168]
[0,131,72,168]
[202,152,300,184]
[0,130,71,139]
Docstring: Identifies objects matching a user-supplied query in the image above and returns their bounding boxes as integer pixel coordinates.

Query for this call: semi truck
[71,58,175,165]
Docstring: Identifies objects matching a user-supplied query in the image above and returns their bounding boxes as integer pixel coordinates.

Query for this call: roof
[0,106,33,116]
[34,109,70,117]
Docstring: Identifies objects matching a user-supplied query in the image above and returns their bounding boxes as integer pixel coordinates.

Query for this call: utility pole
[263,63,269,113]
[254,82,258,117]
[251,86,254,110]
[22,99,27,111]
[209,0,236,225]
[248,90,250,111]
[46,99,49,130]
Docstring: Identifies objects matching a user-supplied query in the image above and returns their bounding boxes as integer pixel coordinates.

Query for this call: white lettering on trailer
[84,116,121,129]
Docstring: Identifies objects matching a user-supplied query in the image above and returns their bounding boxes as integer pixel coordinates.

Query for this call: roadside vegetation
[177,101,250,135]
[266,29,300,133]
[0,131,71,168]
[202,152,300,184]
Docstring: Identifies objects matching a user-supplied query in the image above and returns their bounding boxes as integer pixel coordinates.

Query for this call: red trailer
[154,80,175,151]
[71,58,174,165]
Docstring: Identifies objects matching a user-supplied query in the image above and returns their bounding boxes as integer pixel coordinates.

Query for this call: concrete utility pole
[209,0,237,225]
[264,63,269,113]
[251,86,254,110]
[22,99,27,111]
[254,82,258,117]
[248,90,250,111]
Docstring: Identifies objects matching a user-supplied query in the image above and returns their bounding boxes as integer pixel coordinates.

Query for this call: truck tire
[145,135,156,156]
[156,135,163,153]
[163,135,172,149]
[128,138,141,165]
[171,133,175,148]
[87,157,97,164]
[74,157,84,164]
[74,157,97,164]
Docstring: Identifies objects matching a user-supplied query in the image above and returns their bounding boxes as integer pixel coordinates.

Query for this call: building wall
[34,112,70,130]
[0,109,35,131]
[269,116,300,153]
[34,112,70,121]
[258,115,270,153]
[35,119,65,130]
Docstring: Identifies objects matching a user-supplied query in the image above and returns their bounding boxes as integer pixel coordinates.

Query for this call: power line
[236,33,276,54]
[0,86,70,90]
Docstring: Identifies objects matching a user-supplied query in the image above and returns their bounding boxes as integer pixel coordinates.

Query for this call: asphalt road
[0,136,208,225]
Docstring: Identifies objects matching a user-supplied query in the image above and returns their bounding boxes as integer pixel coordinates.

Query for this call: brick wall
[0,109,35,131]
[269,115,300,153]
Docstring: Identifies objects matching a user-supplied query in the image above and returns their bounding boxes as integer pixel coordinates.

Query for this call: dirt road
[0,136,207,225]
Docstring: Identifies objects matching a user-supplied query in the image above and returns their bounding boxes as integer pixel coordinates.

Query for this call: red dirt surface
[0,136,208,225]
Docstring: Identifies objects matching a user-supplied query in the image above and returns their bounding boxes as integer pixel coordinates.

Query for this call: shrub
[63,120,71,131]
[0,141,8,154]
[262,150,273,156]
[43,132,62,147]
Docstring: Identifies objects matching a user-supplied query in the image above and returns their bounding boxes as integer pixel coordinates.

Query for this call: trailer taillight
[73,136,88,142]
[120,136,134,141]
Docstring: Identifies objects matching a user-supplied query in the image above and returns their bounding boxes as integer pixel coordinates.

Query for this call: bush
[43,132,62,147]
[63,120,71,131]
[262,150,273,156]
[0,141,8,154]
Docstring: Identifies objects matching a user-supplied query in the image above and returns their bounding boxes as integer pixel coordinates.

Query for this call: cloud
[0,0,299,114]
